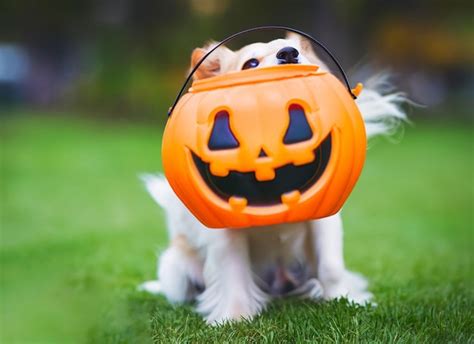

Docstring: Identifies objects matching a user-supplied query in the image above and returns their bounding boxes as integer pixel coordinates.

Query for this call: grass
[1,111,473,343]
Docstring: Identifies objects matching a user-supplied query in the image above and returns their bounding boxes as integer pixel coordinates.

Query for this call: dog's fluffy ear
[190,42,234,80]
[286,32,328,70]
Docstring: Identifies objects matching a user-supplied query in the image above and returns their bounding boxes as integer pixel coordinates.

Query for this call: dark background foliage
[1,0,472,118]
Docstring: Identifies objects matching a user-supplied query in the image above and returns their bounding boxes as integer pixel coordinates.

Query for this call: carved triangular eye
[208,111,239,150]
[283,104,313,144]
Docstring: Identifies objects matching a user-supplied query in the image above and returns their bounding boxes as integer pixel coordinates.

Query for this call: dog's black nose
[276,46,299,64]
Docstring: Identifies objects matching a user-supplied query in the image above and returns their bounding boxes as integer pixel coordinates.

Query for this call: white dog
[139,34,406,324]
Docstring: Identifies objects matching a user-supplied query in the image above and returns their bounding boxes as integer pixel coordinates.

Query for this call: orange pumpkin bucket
[163,26,366,229]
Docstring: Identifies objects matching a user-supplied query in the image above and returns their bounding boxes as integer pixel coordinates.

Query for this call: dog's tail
[140,173,175,210]
[356,73,408,139]
[141,174,191,220]
[140,173,201,236]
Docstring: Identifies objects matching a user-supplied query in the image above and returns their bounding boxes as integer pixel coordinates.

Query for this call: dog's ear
[190,43,234,80]
[286,32,329,70]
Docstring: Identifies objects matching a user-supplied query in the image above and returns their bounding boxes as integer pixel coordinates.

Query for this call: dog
[139,33,407,324]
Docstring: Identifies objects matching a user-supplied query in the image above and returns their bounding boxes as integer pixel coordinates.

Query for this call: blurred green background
[1,0,473,342]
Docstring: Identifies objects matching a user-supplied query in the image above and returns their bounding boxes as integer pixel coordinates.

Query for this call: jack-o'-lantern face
[191,104,331,206]
[162,65,366,228]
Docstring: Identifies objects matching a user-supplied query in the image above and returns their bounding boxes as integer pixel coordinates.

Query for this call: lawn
[1,112,473,343]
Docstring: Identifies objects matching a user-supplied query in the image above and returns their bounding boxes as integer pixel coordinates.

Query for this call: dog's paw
[197,285,268,325]
[323,271,374,306]
[287,278,324,300]
[205,303,260,326]
[346,290,374,306]
[137,280,162,294]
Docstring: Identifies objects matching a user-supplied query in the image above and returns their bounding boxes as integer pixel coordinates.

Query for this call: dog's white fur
[139,34,406,324]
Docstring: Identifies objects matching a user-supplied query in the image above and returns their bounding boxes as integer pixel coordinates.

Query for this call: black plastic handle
[168,25,357,117]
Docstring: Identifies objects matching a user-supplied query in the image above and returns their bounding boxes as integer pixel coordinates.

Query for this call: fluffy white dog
[139,34,406,324]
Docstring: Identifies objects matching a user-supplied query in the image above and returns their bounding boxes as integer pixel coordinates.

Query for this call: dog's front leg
[197,230,268,325]
[310,212,372,304]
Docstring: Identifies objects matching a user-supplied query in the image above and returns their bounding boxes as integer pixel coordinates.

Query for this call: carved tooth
[293,151,315,166]
[229,196,248,211]
[210,163,229,177]
[255,167,275,181]
[281,190,301,205]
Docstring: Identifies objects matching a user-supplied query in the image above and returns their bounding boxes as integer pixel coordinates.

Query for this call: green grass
[1,112,473,343]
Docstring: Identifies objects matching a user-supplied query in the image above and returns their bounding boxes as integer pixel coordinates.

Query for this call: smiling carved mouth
[191,134,332,206]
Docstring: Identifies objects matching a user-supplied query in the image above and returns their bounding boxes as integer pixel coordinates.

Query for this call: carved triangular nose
[258,148,268,158]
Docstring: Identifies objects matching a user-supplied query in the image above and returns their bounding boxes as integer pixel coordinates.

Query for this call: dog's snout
[276,46,299,64]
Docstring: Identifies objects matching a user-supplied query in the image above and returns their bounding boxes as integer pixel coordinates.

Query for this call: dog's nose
[276,46,299,64]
